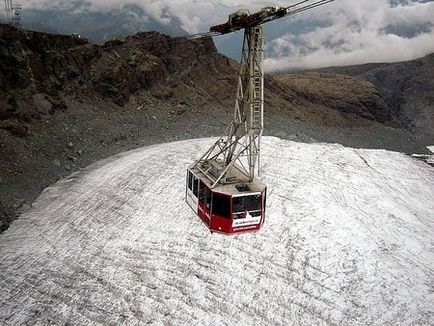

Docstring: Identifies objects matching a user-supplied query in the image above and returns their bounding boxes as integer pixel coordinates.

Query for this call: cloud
[22,0,305,33]
[20,0,434,69]
[265,0,434,71]
[24,0,230,34]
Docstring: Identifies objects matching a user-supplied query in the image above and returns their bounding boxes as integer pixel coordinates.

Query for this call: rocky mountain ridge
[0,25,428,232]
[312,54,434,142]
[0,24,401,134]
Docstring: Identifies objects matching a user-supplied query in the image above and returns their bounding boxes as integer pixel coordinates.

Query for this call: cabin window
[187,171,193,191]
[206,191,212,209]
[193,176,199,197]
[212,193,230,219]
[233,195,261,213]
[199,182,206,204]
[263,189,267,212]
[187,171,199,197]
[199,184,212,209]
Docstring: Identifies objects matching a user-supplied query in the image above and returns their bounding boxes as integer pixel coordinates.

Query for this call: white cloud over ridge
[23,0,434,70]
[25,0,228,33]
[265,0,434,71]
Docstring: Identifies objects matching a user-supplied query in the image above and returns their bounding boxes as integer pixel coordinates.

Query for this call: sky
[17,0,434,70]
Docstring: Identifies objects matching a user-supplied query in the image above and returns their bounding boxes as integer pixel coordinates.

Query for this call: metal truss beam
[192,25,265,188]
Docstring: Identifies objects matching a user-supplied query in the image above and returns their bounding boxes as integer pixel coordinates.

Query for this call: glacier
[0,137,433,325]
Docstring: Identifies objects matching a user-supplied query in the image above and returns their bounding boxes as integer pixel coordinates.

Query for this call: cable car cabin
[186,166,266,235]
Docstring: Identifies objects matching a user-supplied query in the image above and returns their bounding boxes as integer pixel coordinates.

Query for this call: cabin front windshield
[233,195,261,213]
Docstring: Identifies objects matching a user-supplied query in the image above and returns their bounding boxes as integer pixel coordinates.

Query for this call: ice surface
[1,137,433,325]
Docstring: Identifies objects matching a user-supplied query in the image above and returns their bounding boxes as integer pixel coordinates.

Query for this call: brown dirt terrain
[0,25,427,232]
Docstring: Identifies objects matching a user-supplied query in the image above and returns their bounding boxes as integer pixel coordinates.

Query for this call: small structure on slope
[3,1,21,27]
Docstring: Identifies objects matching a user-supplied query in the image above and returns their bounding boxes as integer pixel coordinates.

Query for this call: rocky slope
[0,25,425,232]
[273,73,399,128]
[0,24,401,135]
[313,54,434,142]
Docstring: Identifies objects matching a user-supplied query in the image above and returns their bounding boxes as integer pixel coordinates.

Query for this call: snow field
[0,137,433,325]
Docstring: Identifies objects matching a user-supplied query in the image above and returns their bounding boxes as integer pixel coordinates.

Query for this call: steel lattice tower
[192,25,265,188]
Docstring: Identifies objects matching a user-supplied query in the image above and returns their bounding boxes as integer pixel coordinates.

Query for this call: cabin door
[198,182,212,226]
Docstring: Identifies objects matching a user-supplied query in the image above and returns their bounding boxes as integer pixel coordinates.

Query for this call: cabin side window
[199,183,212,209]
[212,193,230,219]
[192,176,199,197]
[187,171,193,191]
[187,171,199,198]
[199,182,206,204]
[206,190,212,209]
[263,189,267,212]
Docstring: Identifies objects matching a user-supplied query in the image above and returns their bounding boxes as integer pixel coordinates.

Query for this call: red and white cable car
[186,23,267,235]
[186,167,266,234]
[185,2,337,234]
